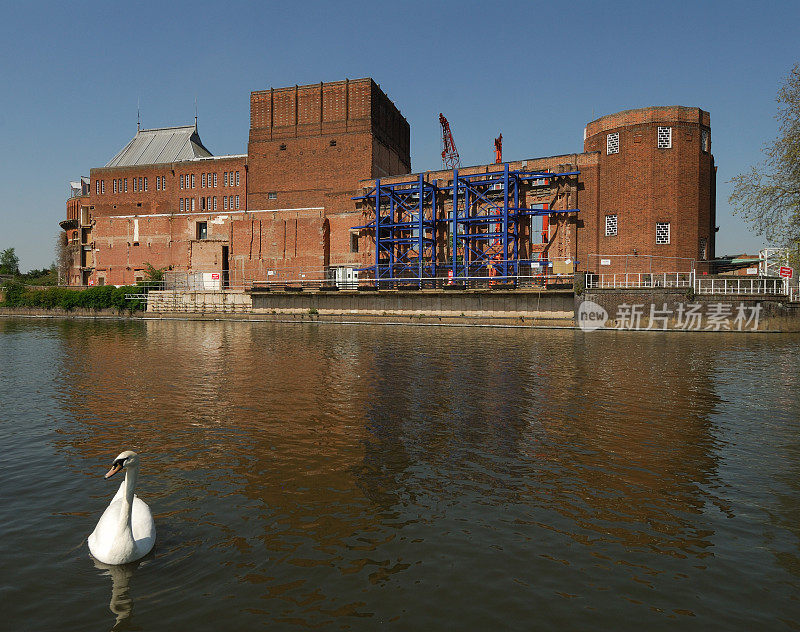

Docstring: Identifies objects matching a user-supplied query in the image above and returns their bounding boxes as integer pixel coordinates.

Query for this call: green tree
[730,63,800,266]
[0,248,20,275]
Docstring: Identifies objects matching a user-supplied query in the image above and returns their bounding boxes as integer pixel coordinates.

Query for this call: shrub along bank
[0,281,145,312]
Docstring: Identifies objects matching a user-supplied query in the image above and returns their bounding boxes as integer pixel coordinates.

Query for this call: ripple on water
[1,321,800,630]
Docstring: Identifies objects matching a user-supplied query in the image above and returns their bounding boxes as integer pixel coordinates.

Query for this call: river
[1,318,799,630]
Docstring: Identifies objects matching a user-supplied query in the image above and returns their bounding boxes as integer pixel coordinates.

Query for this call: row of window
[178,195,240,212]
[179,171,240,190]
[604,214,672,245]
[606,127,710,154]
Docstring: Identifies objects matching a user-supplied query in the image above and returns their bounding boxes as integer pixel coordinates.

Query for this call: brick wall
[583,106,715,273]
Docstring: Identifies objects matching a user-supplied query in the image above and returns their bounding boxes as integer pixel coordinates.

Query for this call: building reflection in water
[48,319,800,627]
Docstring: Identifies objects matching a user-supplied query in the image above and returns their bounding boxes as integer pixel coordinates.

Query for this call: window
[605,214,618,236]
[191,198,195,212]
[350,232,359,253]
[656,222,670,244]
[701,129,710,153]
[196,222,207,240]
[699,237,708,260]
[268,191,277,200]
[95,180,99,194]
[657,126,672,149]
[606,132,619,155]
[162,176,166,191]
[180,175,184,189]
[201,173,206,188]
[224,172,228,186]
[213,173,217,187]
[113,180,117,193]
[223,196,228,210]
[235,195,239,209]
[213,196,217,210]
[229,195,234,208]
[279,143,287,150]
[330,139,337,147]
[138,177,143,191]
[191,174,195,189]
[143,177,148,191]
[207,172,212,187]
[133,178,137,192]
[201,197,205,210]
[156,177,160,191]
[236,171,240,186]
[124,178,127,192]
[101,180,105,194]
[180,198,184,212]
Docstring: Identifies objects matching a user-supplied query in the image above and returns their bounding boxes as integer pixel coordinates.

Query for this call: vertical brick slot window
[657,127,672,149]
[656,222,671,244]
[701,129,709,153]
[605,214,618,236]
[699,237,708,260]
[606,132,619,155]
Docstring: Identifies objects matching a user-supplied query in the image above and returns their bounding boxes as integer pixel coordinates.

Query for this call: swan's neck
[117,466,138,533]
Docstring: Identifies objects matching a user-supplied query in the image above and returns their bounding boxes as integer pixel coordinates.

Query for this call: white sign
[600,259,612,266]
[746,267,758,275]
[267,270,275,276]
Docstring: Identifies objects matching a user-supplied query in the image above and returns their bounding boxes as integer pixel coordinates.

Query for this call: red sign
[211,273,220,280]
[779,267,793,279]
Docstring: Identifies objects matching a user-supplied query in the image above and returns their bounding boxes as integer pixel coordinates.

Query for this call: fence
[694,277,787,295]
[585,272,693,289]
[586,271,798,298]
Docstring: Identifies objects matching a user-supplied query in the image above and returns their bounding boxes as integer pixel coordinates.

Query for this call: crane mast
[439,113,461,169]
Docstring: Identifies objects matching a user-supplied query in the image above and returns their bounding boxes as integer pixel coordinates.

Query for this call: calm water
[1,318,800,631]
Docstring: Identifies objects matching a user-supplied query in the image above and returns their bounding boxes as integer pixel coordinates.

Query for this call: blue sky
[1,0,797,270]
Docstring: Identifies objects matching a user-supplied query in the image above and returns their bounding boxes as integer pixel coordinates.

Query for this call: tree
[0,248,20,275]
[730,63,800,266]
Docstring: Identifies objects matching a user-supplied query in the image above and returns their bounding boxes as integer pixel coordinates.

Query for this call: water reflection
[2,318,796,629]
[91,557,140,631]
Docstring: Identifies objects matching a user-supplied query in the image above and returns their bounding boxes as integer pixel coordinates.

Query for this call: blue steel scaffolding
[353,163,580,286]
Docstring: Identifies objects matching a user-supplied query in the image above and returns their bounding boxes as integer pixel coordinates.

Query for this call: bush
[0,280,145,312]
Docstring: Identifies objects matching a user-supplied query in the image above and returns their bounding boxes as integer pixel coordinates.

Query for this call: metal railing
[694,277,787,295]
[586,271,797,298]
[586,272,693,289]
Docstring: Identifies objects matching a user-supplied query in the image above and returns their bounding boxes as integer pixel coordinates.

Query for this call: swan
[88,451,156,565]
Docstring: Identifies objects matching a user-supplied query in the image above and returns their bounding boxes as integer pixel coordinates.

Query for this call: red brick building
[63,79,714,286]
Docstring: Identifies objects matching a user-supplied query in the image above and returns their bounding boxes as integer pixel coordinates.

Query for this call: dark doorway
[222,246,229,288]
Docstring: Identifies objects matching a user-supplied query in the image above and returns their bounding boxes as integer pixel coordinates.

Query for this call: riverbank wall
[579,288,800,332]
[3,287,799,331]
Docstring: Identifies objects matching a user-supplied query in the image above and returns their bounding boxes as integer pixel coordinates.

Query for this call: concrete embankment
[145,288,576,326]
[4,287,799,331]
[579,288,800,332]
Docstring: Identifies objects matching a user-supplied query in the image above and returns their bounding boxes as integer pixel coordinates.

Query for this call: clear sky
[1,0,797,271]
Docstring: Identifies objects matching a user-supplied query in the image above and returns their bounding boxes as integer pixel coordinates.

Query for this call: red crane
[494,134,503,164]
[439,113,461,169]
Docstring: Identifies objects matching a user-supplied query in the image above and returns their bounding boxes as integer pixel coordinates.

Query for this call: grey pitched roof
[105,125,212,167]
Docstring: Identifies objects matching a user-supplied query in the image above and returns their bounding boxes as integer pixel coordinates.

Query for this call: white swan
[88,451,156,565]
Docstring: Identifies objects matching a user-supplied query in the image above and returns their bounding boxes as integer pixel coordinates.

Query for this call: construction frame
[353,163,580,286]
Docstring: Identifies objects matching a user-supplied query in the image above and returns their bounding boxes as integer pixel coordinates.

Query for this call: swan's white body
[88,452,155,565]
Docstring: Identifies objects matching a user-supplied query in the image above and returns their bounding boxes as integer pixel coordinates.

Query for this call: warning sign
[779,267,793,279]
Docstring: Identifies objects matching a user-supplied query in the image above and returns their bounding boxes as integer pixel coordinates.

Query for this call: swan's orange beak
[104,462,124,479]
